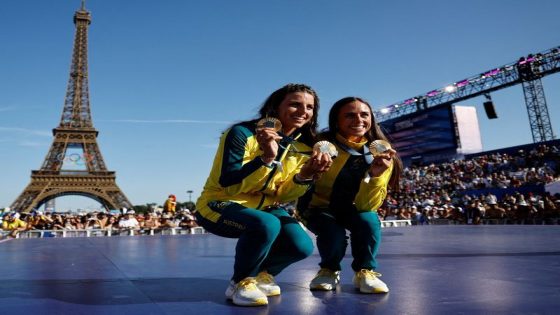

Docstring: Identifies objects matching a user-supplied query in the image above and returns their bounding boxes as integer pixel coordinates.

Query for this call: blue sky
[1,0,559,210]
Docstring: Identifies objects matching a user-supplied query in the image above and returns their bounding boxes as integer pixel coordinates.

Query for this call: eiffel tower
[11,1,132,213]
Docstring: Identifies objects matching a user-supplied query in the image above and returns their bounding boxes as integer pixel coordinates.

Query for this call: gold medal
[369,140,392,157]
[313,141,338,158]
[256,117,282,131]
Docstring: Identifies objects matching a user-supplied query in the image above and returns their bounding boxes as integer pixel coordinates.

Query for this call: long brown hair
[325,96,402,191]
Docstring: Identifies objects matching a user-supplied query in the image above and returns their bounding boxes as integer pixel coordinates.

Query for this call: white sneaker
[225,277,268,306]
[352,269,389,293]
[309,268,340,291]
[256,271,281,296]
[225,280,236,299]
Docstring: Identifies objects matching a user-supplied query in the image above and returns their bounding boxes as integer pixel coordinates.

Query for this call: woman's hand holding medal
[368,140,396,178]
[256,118,283,164]
[298,141,337,181]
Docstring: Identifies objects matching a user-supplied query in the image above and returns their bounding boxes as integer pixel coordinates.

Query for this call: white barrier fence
[1,227,206,239]
[381,219,412,227]
[2,221,412,239]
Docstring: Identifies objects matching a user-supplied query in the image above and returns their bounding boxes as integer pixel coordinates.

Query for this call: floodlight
[444,85,456,93]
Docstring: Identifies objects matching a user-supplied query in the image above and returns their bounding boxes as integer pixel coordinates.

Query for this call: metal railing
[2,221,416,239]
[381,219,412,227]
[0,226,206,239]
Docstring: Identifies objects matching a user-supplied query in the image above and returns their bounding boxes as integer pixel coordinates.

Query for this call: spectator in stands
[135,213,145,227]
[514,194,532,222]
[396,208,411,220]
[85,213,100,229]
[64,215,77,230]
[543,195,559,220]
[428,207,440,221]
[24,212,36,230]
[418,207,431,225]
[377,208,386,220]
[105,215,119,232]
[439,205,453,220]
[118,210,140,231]
[409,206,421,224]
[163,194,177,214]
[485,193,507,219]
[2,212,27,238]
[298,96,402,294]
[52,214,65,230]
[27,210,53,230]
[465,201,482,225]
[178,210,198,230]
[79,214,88,227]
[142,212,160,231]
[95,213,109,229]
[195,83,331,306]
[159,213,177,229]
[44,213,56,230]
[75,215,87,229]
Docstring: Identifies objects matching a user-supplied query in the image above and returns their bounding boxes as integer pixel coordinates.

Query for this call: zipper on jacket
[256,140,291,209]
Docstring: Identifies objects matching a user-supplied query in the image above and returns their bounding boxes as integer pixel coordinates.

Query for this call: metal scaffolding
[376,46,560,142]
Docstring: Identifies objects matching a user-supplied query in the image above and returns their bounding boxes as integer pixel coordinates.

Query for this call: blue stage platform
[1,225,559,315]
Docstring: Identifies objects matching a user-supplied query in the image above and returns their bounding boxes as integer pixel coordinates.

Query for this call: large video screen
[379,104,458,164]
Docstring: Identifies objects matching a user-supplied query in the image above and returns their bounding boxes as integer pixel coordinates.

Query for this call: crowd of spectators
[1,208,199,239]
[379,144,560,224]
[3,144,560,238]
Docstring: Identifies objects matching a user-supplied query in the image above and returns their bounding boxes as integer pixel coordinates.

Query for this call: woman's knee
[285,234,314,261]
[297,234,315,258]
[250,216,281,242]
[277,222,315,260]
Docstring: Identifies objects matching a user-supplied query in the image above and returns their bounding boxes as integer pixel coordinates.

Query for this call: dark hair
[324,96,402,191]
[257,83,320,145]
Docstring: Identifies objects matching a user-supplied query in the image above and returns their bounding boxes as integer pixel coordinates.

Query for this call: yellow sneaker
[352,269,389,293]
[256,271,281,296]
[225,277,268,306]
[309,268,340,291]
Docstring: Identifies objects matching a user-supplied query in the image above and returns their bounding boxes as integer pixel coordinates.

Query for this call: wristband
[260,156,274,168]
[260,156,283,171]
[294,173,315,185]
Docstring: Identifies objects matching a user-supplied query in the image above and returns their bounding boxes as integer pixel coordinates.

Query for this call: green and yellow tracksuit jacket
[196,121,313,223]
[299,134,393,215]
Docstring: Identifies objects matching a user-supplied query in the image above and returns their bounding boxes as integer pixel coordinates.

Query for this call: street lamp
[186,190,193,202]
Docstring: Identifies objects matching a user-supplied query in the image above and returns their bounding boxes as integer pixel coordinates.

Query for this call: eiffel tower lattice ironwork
[11,3,133,213]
